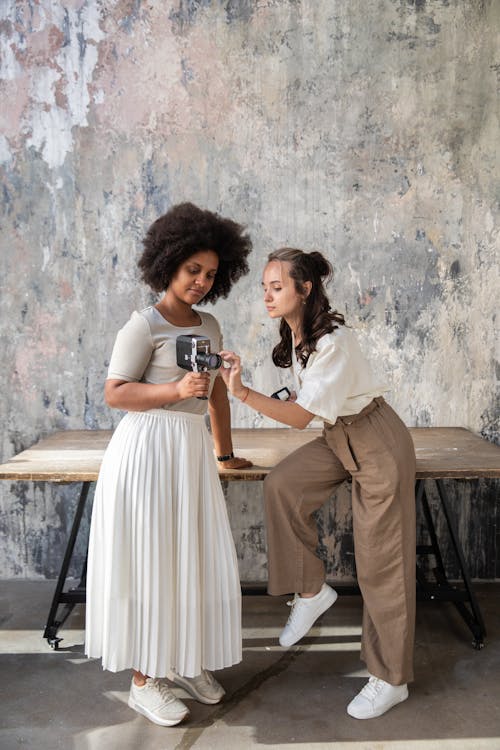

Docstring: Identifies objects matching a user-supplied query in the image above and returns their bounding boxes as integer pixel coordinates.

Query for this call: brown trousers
[263,397,416,685]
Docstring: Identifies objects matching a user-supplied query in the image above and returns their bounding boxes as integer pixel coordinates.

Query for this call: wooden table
[1,427,499,649]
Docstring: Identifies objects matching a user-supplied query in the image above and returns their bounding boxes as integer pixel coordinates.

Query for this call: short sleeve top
[106,306,223,415]
[293,326,388,425]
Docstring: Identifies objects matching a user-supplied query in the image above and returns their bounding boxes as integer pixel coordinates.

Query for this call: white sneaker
[128,678,189,726]
[279,583,338,648]
[347,676,408,719]
[167,669,225,705]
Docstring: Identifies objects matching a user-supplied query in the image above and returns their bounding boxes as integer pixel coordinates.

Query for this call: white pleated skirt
[85,409,242,678]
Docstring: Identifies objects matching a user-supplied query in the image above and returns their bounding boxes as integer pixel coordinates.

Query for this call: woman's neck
[155,294,200,326]
[285,313,303,345]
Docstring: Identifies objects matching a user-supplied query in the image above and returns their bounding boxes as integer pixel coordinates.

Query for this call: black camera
[176,335,222,373]
[176,335,222,400]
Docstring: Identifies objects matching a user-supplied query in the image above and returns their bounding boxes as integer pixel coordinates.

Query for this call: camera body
[176,335,222,373]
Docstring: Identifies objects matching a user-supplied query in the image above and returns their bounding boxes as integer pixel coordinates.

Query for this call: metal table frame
[42,481,90,648]
[2,427,497,651]
[415,478,486,649]
[41,475,487,651]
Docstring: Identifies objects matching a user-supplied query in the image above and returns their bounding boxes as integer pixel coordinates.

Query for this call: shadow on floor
[1,581,499,750]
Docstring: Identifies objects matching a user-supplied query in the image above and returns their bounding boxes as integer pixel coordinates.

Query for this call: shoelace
[285,594,302,627]
[359,676,384,701]
[147,678,178,704]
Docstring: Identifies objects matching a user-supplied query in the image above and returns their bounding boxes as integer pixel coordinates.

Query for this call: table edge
[1,468,499,482]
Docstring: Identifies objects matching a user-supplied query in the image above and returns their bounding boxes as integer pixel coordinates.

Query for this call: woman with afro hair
[85,203,252,727]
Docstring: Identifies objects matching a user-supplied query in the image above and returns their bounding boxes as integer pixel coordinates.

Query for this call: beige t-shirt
[107,306,222,415]
[293,326,388,425]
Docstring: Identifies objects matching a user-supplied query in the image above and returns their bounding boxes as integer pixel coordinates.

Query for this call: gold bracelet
[240,387,250,403]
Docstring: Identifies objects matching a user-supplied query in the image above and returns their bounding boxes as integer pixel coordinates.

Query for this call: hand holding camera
[177,370,211,400]
[176,335,222,400]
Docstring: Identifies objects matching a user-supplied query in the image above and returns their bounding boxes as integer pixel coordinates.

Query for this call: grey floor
[1,581,500,750]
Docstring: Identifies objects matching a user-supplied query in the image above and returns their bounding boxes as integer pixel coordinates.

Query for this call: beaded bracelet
[240,387,250,403]
[217,452,234,462]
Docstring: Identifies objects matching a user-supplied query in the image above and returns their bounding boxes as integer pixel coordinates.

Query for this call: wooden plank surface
[0,427,499,483]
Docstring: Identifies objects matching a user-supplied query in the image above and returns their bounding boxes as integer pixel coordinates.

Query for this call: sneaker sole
[128,696,189,726]
[279,587,338,647]
[166,671,225,705]
[347,689,409,719]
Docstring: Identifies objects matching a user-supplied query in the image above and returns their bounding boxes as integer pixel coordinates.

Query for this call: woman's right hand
[218,350,247,399]
[177,371,211,400]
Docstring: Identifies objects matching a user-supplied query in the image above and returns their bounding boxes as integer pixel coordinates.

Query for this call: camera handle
[192,363,209,400]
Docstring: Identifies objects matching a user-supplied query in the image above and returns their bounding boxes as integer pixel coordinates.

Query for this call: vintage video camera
[176,335,222,373]
[176,335,222,400]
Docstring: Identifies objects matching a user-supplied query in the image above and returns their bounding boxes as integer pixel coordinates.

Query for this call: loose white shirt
[293,326,388,425]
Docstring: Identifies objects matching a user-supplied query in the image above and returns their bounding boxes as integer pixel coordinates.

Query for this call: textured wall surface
[1,0,498,581]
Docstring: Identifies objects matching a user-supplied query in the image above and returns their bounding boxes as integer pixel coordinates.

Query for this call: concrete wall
[1,0,498,581]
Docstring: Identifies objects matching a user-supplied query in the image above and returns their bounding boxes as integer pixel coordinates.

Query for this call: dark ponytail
[267,248,345,368]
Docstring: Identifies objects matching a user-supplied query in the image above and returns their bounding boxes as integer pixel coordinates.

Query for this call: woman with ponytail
[220,248,416,720]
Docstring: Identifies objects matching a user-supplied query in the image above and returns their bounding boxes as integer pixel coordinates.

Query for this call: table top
[0,427,499,483]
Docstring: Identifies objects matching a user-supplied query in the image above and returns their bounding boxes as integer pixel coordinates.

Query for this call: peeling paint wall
[1,1,499,581]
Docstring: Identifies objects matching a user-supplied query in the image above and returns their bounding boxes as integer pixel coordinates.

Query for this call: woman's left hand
[219,455,253,470]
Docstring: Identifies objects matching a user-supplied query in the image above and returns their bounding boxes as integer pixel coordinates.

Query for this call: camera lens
[195,352,222,370]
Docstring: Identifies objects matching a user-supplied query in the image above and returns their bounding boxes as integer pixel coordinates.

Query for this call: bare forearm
[105,380,181,411]
[208,379,233,455]
[219,350,313,429]
[235,387,313,429]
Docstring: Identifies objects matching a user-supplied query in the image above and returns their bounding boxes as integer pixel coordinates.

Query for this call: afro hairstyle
[138,202,252,303]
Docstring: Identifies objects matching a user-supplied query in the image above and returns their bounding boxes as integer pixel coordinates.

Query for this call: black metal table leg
[416,478,486,649]
[435,479,486,648]
[43,482,91,649]
[417,479,448,586]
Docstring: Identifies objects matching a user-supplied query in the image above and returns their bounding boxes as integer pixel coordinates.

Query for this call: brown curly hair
[138,202,252,303]
[268,247,345,368]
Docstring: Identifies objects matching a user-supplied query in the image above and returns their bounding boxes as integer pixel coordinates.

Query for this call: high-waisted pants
[263,397,416,685]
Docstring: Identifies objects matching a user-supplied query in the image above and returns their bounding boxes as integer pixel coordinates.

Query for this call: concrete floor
[1,581,500,750]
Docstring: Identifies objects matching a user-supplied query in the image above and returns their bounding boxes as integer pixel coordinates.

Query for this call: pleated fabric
[85,409,242,678]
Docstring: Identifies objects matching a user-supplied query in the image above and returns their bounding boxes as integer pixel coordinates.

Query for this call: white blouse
[293,326,388,425]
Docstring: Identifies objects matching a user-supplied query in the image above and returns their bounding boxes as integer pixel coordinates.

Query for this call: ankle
[300,586,323,598]
[133,672,148,687]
